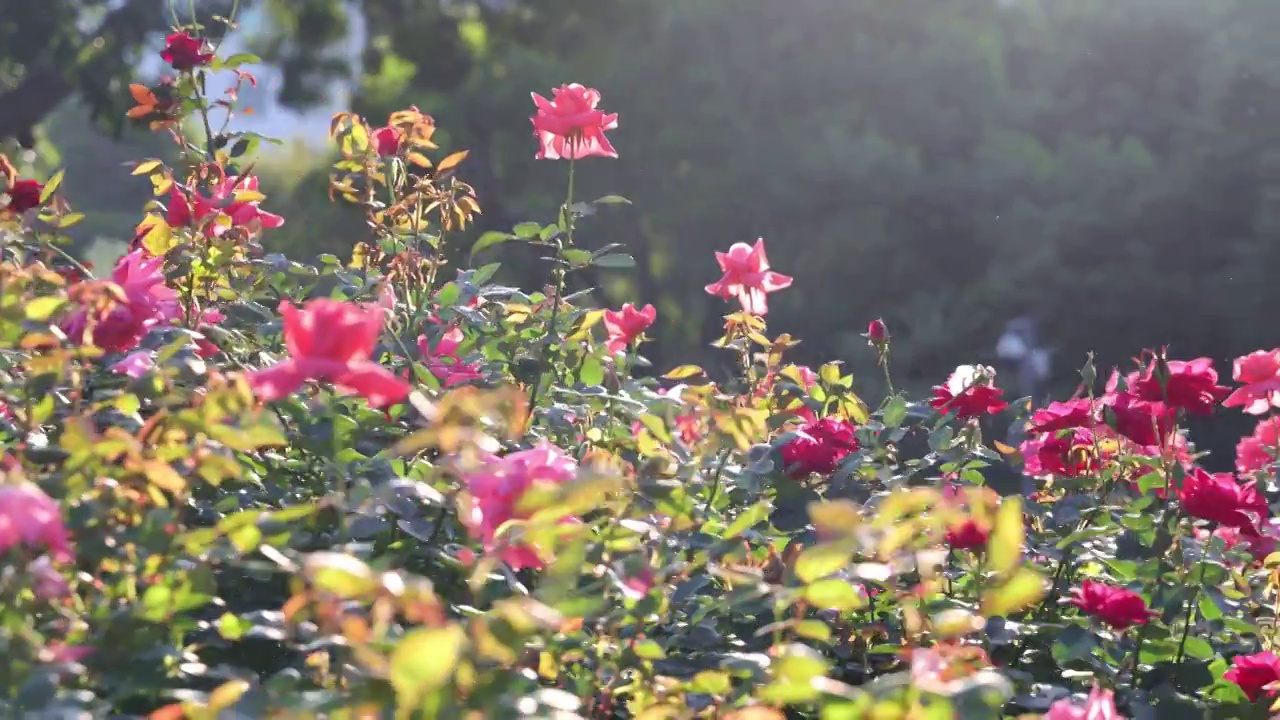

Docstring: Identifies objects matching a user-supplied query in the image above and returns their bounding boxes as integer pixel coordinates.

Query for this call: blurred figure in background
[996,316,1052,496]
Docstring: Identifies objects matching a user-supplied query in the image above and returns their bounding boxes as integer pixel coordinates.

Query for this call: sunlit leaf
[987,496,1024,575]
[981,566,1047,617]
[390,625,467,709]
[664,365,705,380]
[40,170,65,202]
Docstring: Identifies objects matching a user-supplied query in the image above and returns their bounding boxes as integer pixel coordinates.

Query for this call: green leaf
[819,362,843,386]
[881,396,908,428]
[795,620,833,642]
[579,355,605,386]
[794,543,852,584]
[390,625,467,708]
[24,297,66,322]
[593,194,632,206]
[664,364,705,380]
[804,579,867,611]
[218,52,261,69]
[1137,471,1166,495]
[987,496,1023,575]
[472,231,516,257]
[302,552,377,599]
[593,253,636,269]
[981,566,1046,617]
[513,222,542,238]
[562,248,594,266]
[229,136,258,158]
[723,500,772,539]
[218,612,247,640]
[40,170,65,203]
[634,639,666,660]
[1051,623,1098,663]
[435,282,461,308]
[56,212,85,228]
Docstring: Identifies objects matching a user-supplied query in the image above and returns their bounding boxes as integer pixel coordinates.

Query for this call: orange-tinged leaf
[148,704,187,720]
[435,150,469,174]
[141,460,186,493]
[995,440,1018,455]
[130,84,154,104]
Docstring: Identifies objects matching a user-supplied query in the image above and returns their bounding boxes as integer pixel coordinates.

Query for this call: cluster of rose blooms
[7,30,1280,713]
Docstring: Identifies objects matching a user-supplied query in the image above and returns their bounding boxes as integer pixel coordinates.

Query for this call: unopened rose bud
[865,318,889,348]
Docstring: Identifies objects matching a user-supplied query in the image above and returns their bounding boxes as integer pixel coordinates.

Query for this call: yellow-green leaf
[390,625,467,709]
[664,364,705,380]
[804,578,867,611]
[132,159,164,175]
[987,496,1024,575]
[980,566,1047,617]
[207,680,250,712]
[794,542,853,584]
[303,552,377,599]
[40,170,65,202]
[24,297,66,322]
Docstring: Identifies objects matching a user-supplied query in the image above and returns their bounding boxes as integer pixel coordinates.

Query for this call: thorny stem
[529,156,576,413]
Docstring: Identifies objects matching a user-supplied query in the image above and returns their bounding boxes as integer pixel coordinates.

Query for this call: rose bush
[2,26,1280,720]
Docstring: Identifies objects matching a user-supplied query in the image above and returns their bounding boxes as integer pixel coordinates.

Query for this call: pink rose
[247,299,410,408]
[704,238,794,316]
[0,483,72,562]
[603,303,656,353]
[530,84,619,160]
[461,442,579,570]
[1224,350,1280,415]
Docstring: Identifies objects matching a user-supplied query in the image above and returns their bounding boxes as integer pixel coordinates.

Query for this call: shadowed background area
[3,0,1278,461]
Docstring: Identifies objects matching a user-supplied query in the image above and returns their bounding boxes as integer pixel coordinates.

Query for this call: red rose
[1027,399,1097,435]
[1100,392,1174,448]
[946,518,989,551]
[1069,580,1154,629]
[929,365,1008,419]
[1224,651,1280,701]
[1020,428,1097,479]
[779,417,859,477]
[1125,357,1229,415]
[160,32,214,71]
[864,318,889,347]
[4,178,44,214]
[1178,467,1268,529]
[372,126,402,156]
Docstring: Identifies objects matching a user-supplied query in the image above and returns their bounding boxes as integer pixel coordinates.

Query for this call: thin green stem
[1130,625,1146,689]
[704,450,730,514]
[1174,560,1209,666]
[879,351,895,397]
[529,156,577,413]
